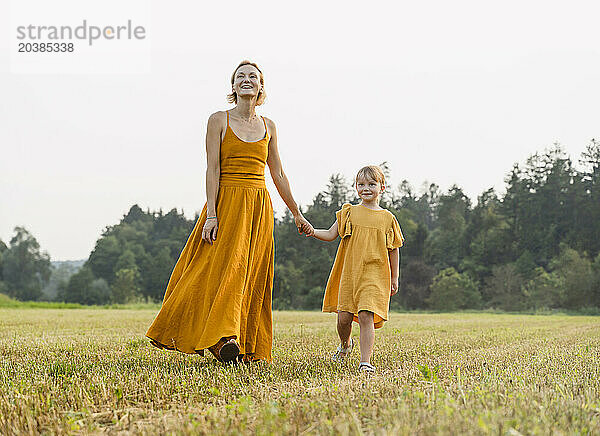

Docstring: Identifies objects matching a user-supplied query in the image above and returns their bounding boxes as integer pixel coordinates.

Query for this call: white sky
[1,0,599,260]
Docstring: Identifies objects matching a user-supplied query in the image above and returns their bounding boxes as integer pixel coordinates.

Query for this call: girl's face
[232,65,262,100]
[356,175,384,202]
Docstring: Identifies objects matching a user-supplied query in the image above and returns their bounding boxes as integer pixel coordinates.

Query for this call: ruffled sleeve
[386,215,404,249]
[336,203,352,238]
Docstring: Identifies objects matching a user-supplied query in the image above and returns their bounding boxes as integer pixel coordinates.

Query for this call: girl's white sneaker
[359,362,375,373]
[331,338,354,362]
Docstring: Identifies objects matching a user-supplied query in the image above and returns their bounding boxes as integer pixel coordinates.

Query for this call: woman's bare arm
[265,118,313,235]
[313,220,339,242]
[202,111,224,243]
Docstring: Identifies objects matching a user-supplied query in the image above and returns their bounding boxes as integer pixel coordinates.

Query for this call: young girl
[312,165,404,373]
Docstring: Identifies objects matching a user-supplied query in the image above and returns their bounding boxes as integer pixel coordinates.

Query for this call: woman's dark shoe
[218,338,240,363]
[208,337,240,363]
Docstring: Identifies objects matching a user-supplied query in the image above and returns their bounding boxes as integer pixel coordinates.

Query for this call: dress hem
[322,305,387,329]
[146,335,272,362]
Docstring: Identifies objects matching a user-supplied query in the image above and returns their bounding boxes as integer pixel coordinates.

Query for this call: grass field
[0,309,598,435]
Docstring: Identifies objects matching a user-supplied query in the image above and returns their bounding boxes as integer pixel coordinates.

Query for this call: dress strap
[226,110,229,127]
[261,116,268,136]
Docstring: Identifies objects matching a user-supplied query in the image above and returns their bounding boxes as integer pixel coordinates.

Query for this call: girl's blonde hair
[227,60,266,106]
[355,165,386,186]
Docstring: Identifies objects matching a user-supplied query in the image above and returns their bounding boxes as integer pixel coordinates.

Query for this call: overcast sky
[1,0,599,260]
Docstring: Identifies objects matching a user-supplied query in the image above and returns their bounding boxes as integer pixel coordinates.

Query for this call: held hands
[391,277,399,296]
[202,217,218,244]
[202,213,312,244]
[294,213,314,237]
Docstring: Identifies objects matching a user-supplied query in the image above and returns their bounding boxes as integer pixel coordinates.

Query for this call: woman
[146,60,313,363]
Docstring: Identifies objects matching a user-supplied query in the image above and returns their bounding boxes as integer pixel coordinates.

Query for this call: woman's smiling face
[232,64,261,99]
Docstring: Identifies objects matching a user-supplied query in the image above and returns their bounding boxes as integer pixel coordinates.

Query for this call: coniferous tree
[579,139,600,256]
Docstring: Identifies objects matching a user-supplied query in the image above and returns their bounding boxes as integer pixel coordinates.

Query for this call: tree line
[1,140,599,311]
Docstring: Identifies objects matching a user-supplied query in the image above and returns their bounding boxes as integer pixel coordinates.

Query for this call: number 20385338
[18,42,74,53]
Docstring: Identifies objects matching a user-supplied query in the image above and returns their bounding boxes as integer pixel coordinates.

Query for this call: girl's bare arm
[388,247,399,295]
[313,220,339,242]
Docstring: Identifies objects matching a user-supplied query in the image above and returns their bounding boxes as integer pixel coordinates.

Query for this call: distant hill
[42,259,87,300]
[51,259,86,269]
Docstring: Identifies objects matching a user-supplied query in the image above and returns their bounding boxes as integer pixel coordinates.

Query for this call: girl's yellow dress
[146,111,274,361]
[322,203,404,328]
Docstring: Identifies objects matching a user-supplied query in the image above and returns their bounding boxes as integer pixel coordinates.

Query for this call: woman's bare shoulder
[262,116,277,137]
[262,116,276,129]
[208,110,227,125]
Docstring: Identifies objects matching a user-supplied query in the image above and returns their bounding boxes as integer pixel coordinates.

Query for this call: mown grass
[0,309,599,435]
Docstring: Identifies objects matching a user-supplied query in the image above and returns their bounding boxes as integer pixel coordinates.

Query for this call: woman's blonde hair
[355,165,386,186]
[227,60,266,106]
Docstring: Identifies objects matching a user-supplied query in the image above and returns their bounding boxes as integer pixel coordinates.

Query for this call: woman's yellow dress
[322,203,404,329]
[146,111,274,361]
